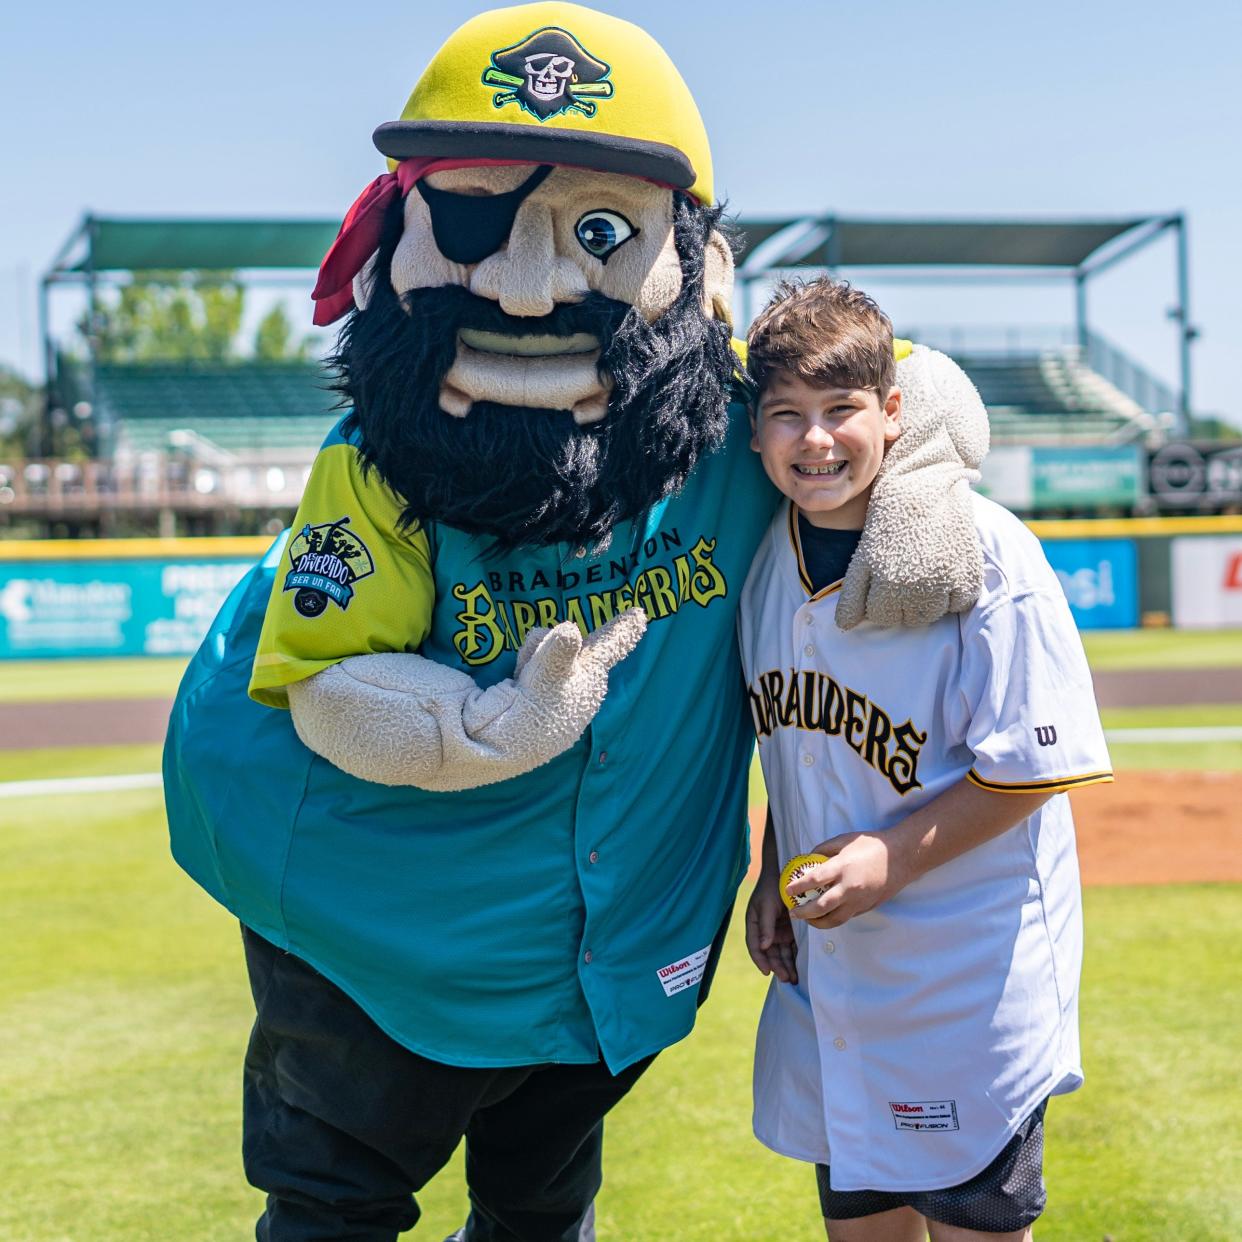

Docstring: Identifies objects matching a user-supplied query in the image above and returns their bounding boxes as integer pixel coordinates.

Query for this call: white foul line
[0,771,163,800]
[0,726,1239,801]
[1106,726,1242,743]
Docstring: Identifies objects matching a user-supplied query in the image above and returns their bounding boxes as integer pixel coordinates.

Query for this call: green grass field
[3,631,1239,1239]
[3,769,1240,1241]
[0,656,189,704]
[1080,628,1242,671]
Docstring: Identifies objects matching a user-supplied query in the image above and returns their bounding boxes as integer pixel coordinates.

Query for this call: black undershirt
[797,514,863,593]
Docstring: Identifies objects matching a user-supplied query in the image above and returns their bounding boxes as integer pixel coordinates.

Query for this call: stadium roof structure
[734,211,1194,424]
[40,209,1195,429]
[738,216,1153,270]
[46,217,342,274]
[46,211,1176,276]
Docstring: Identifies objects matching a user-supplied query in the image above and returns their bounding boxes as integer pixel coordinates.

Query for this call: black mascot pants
[241,919,728,1241]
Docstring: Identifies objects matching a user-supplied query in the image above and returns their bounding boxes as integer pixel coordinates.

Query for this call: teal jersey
[166,397,775,1071]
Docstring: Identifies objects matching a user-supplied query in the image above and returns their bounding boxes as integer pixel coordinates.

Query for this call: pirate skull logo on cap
[482,26,614,119]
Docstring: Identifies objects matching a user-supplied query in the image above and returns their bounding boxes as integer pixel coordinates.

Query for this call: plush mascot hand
[836,345,990,630]
[286,608,647,791]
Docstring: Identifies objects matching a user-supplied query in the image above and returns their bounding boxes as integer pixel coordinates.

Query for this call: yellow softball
[779,853,830,910]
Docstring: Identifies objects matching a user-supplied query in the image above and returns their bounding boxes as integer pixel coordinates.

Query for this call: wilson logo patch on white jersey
[889,1100,960,1132]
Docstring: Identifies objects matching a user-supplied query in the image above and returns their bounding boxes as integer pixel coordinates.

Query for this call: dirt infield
[1092,666,1242,709]
[1068,771,1242,885]
[0,697,173,749]
[4,665,1241,752]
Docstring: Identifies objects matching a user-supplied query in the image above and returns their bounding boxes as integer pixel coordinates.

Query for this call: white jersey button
[583,950,593,964]
[589,850,599,864]
[833,1037,847,1051]
[804,614,814,625]
[800,753,814,767]
[804,644,815,658]
[823,940,836,954]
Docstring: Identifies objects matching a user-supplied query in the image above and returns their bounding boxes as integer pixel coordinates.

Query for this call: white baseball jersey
[738,494,1112,1192]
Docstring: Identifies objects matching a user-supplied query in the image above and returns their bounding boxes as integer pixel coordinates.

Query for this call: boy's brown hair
[747,277,895,397]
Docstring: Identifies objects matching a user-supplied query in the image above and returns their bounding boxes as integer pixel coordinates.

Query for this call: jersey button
[823,940,836,954]
[800,753,814,767]
[833,1037,847,1051]
[598,751,608,765]
[804,614,814,626]
[589,850,600,864]
[583,950,593,964]
[803,644,815,658]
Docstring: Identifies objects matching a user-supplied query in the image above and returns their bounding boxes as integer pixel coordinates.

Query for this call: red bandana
[311,158,538,326]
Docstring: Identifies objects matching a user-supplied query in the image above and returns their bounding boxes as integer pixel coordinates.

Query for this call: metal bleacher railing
[1083,331,1178,419]
[902,326,1172,446]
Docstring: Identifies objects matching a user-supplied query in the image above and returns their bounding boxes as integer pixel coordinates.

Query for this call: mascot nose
[471,200,590,317]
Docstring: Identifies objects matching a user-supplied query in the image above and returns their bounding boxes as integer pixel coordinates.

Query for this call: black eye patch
[414,164,554,265]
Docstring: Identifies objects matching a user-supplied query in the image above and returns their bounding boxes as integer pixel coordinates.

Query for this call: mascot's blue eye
[575,211,636,262]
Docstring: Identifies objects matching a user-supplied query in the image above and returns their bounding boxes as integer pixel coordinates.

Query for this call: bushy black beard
[328,194,736,553]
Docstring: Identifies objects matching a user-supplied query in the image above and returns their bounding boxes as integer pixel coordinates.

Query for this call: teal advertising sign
[1030,446,1143,509]
[978,445,1144,512]
[0,558,253,658]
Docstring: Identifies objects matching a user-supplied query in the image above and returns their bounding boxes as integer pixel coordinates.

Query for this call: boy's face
[751,370,902,530]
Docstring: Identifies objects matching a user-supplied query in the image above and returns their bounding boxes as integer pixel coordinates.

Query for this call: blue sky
[3,0,1238,420]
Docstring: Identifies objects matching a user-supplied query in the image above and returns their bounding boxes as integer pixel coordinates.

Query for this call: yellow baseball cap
[373,2,715,204]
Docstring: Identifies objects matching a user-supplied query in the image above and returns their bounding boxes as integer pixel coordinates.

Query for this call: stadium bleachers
[951,352,1155,445]
[86,336,1166,461]
[95,363,340,458]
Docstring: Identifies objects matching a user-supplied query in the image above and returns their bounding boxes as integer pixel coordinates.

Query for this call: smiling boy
[737,279,1113,1241]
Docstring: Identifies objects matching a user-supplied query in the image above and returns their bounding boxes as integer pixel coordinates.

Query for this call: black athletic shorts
[816,1099,1048,1233]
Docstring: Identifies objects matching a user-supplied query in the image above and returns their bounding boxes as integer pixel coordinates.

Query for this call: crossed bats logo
[483,27,614,120]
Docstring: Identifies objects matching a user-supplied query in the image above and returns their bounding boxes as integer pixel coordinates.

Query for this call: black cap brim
[373,120,695,191]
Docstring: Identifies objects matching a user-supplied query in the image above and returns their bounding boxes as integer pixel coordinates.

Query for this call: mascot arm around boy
[165,6,989,1238]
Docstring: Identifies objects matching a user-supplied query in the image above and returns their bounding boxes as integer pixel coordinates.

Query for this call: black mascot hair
[329,192,737,554]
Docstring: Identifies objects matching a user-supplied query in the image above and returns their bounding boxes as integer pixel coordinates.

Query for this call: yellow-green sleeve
[248,442,434,708]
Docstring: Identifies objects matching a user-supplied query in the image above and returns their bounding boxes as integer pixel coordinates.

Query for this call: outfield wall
[1029,515,1242,630]
[2,517,1242,658]
[0,537,265,659]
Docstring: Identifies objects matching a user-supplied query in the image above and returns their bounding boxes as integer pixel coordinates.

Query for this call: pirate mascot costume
[165,5,987,1238]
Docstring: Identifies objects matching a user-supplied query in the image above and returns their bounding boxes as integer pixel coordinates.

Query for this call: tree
[253,302,314,362]
[1187,414,1242,442]
[91,271,246,363]
[0,365,41,457]
[88,277,320,366]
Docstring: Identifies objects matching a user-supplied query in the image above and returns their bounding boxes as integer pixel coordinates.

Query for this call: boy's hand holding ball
[778,854,831,909]
[783,831,914,930]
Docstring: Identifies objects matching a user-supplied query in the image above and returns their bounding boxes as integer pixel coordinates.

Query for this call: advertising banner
[0,558,252,658]
[1042,538,1139,629]
[978,446,1143,512]
[1147,442,1242,511]
[1030,446,1143,509]
[1171,536,1242,628]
